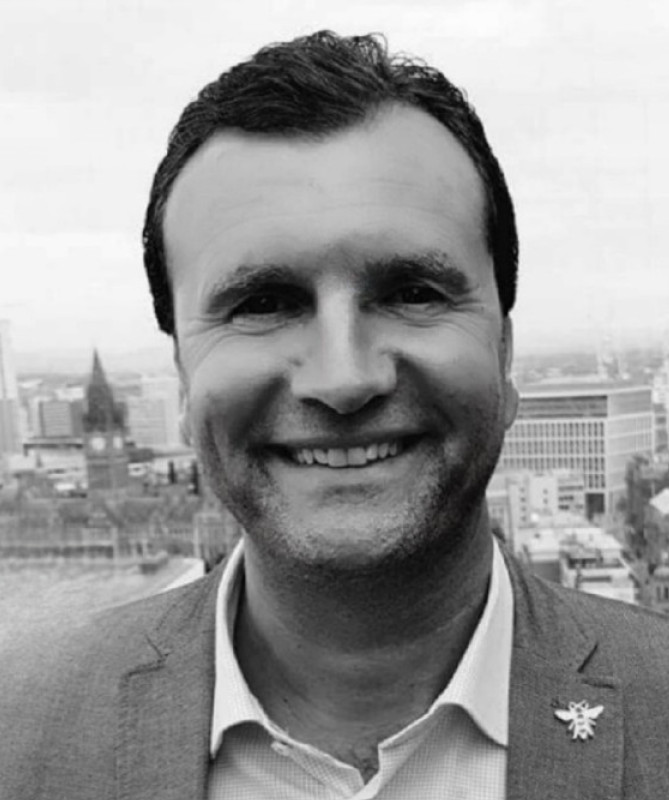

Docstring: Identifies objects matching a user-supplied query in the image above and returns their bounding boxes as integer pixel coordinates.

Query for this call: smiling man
[3,30,669,800]
[167,102,515,576]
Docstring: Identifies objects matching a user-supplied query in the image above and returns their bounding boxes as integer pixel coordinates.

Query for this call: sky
[2,0,669,367]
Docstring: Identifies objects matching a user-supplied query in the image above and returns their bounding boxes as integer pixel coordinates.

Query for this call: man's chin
[248,507,445,578]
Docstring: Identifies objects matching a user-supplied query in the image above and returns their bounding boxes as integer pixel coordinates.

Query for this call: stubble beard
[195,412,506,588]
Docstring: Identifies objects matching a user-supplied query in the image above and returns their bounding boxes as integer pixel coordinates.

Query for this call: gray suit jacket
[1,553,669,799]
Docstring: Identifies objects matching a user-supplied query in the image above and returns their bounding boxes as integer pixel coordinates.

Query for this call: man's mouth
[281,436,421,468]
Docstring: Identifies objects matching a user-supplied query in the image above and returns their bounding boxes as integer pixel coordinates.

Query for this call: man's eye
[387,285,443,305]
[232,293,297,317]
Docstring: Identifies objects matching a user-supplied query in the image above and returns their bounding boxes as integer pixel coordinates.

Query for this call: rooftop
[650,487,669,518]
[519,380,649,398]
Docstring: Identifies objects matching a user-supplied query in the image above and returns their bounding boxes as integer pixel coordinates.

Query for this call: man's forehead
[163,103,492,304]
[163,104,486,229]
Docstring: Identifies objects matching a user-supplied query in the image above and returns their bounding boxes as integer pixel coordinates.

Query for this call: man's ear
[173,339,192,446]
[501,316,518,430]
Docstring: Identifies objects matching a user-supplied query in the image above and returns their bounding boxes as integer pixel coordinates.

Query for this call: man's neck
[234,517,494,777]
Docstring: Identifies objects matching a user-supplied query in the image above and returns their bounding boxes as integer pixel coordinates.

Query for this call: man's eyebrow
[202,264,298,315]
[363,252,474,297]
[202,251,474,315]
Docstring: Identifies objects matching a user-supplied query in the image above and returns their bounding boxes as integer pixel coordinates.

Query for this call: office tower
[499,381,653,517]
[38,399,84,438]
[652,343,669,452]
[127,374,180,448]
[0,320,22,464]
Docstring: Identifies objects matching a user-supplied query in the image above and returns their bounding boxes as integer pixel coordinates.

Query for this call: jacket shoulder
[0,565,219,674]
[508,552,669,668]
[0,567,221,797]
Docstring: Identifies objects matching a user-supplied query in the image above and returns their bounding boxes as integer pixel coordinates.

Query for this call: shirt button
[272,741,291,756]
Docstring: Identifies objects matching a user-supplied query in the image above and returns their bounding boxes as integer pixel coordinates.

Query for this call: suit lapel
[507,647,623,800]
[115,567,222,800]
[505,555,623,800]
[111,550,630,799]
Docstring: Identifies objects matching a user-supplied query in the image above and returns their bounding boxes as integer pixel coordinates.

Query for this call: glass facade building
[500,383,653,517]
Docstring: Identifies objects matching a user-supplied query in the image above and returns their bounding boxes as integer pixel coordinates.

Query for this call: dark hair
[143,30,518,336]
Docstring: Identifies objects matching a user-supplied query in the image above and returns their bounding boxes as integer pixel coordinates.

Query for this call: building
[651,347,669,419]
[56,384,85,403]
[520,524,638,604]
[127,397,169,448]
[126,375,180,448]
[499,381,653,518]
[653,402,668,452]
[559,529,637,605]
[642,487,669,565]
[507,469,586,525]
[646,565,669,614]
[83,351,129,494]
[0,320,22,467]
[649,487,669,522]
[520,528,563,583]
[487,468,585,548]
[38,399,84,438]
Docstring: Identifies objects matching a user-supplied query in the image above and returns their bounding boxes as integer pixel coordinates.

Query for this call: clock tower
[83,350,129,494]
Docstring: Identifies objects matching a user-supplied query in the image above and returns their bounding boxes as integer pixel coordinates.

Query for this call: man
[1,30,669,799]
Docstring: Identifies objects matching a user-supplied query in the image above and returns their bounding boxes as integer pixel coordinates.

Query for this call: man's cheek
[452,375,505,439]
[428,351,502,408]
[195,350,284,431]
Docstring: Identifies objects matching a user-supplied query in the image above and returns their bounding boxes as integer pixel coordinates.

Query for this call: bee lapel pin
[554,700,604,741]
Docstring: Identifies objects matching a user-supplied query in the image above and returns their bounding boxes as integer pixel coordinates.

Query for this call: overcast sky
[2,0,668,363]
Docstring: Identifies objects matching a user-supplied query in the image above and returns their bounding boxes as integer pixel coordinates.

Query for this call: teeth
[348,447,368,466]
[314,449,328,465]
[327,449,348,467]
[291,440,405,467]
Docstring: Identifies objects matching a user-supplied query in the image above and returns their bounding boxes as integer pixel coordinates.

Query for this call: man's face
[165,104,517,573]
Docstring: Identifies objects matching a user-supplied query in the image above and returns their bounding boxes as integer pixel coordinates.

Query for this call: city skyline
[3,0,669,357]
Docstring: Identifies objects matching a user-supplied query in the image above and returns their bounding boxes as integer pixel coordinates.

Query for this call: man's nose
[290,302,397,415]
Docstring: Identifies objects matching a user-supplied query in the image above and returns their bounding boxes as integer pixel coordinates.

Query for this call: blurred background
[2,0,669,366]
[2,0,669,620]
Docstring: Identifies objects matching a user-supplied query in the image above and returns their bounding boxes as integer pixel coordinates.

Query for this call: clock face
[113,435,123,450]
[90,435,105,452]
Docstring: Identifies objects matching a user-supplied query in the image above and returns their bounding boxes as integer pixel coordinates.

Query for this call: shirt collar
[210,540,267,757]
[432,537,513,746]
[210,536,513,756]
